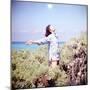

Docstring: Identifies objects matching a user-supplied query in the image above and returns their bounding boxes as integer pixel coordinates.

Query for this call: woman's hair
[45,25,52,37]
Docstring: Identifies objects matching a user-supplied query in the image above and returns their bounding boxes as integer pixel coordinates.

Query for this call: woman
[26,25,60,68]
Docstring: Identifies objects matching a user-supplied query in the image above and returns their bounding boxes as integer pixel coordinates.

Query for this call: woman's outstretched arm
[26,36,51,45]
[25,40,41,45]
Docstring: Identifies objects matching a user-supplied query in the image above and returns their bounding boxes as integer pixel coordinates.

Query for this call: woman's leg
[51,60,59,68]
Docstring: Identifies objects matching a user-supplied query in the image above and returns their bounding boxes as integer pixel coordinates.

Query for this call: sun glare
[47,4,53,9]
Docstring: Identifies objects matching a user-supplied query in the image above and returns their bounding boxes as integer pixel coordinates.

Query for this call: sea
[12,42,65,50]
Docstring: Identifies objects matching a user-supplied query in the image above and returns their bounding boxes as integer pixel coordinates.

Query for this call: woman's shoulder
[47,33,53,38]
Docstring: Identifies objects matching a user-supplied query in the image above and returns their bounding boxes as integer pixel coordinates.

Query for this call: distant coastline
[12,41,65,44]
[12,41,65,50]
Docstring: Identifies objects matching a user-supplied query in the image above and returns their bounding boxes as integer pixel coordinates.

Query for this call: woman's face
[49,25,55,33]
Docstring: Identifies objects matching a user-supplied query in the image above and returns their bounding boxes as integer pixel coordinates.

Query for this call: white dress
[36,33,60,61]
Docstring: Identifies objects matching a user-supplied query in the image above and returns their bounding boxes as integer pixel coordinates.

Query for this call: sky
[12,1,87,42]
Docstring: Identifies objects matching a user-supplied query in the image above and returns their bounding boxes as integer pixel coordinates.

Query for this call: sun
[47,4,53,9]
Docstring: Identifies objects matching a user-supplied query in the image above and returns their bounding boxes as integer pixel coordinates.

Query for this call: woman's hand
[25,40,33,45]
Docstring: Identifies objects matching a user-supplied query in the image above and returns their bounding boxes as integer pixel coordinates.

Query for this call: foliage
[12,32,87,89]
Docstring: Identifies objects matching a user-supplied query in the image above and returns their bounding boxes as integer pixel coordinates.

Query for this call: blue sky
[12,1,87,42]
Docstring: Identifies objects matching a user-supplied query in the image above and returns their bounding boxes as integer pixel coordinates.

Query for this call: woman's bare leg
[51,60,59,68]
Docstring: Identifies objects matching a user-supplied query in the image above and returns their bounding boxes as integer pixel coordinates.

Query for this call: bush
[12,32,87,88]
[60,32,87,85]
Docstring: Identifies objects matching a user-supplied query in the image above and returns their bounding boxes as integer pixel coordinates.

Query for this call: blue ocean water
[12,42,64,50]
[12,42,39,50]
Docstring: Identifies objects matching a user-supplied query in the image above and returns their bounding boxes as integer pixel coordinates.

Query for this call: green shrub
[12,32,87,88]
